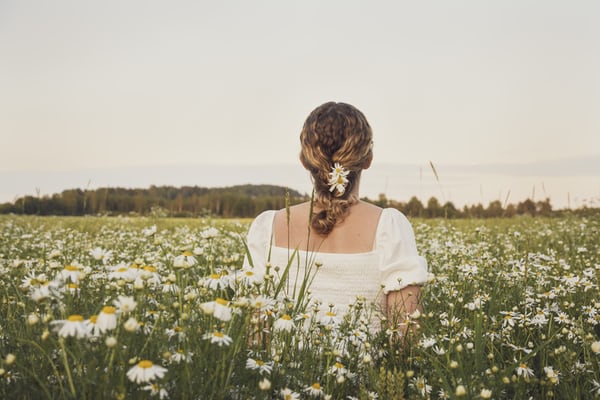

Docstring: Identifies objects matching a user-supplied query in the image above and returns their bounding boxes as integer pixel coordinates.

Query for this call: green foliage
[0,185,307,218]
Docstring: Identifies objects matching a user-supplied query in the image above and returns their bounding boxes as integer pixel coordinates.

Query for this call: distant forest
[0,184,597,218]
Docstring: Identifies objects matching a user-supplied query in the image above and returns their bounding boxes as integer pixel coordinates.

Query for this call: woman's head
[299,102,373,235]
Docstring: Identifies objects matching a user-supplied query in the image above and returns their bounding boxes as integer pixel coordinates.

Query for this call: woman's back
[272,201,383,254]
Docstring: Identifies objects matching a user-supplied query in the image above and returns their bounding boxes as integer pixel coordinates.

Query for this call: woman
[245,102,428,331]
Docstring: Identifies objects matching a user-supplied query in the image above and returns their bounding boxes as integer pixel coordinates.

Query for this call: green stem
[59,338,77,398]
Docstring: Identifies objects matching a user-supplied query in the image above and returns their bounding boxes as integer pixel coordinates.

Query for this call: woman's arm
[386,284,422,338]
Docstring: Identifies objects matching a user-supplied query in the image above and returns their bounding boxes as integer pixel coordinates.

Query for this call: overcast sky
[1,1,599,206]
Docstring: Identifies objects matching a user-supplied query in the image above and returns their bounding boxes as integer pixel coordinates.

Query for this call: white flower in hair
[327,162,349,195]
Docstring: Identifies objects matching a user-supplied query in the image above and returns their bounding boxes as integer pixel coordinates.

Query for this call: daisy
[328,361,347,377]
[142,382,169,399]
[304,382,323,397]
[202,272,230,291]
[516,361,534,378]
[96,306,118,333]
[280,388,301,400]
[320,310,341,326]
[200,298,232,322]
[201,227,219,239]
[60,264,82,283]
[126,360,168,384]
[203,331,233,346]
[173,251,197,268]
[51,314,89,339]
[170,349,193,364]
[124,317,139,332]
[250,295,276,312]
[246,358,274,375]
[114,295,137,313]
[238,267,264,286]
[410,376,432,397]
[161,280,180,294]
[90,247,112,263]
[273,314,295,332]
[83,315,102,337]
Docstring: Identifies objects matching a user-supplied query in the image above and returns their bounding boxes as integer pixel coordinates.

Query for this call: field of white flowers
[0,214,599,399]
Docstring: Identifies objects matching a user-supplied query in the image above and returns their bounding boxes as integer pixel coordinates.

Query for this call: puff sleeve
[376,208,428,294]
[242,210,276,276]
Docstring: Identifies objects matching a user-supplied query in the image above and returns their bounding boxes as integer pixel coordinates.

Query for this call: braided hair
[299,102,373,235]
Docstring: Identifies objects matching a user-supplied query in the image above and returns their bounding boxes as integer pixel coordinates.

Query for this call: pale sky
[1,1,599,207]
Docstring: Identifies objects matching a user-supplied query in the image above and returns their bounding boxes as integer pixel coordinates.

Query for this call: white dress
[244,208,428,317]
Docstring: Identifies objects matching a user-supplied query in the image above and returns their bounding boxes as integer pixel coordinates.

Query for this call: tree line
[0,184,596,218]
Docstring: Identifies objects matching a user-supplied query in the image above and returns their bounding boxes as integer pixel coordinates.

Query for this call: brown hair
[299,102,373,235]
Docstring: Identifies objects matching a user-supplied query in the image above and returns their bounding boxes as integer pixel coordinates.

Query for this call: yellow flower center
[89,315,98,323]
[64,265,79,271]
[326,312,336,317]
[216,298,228,306]
[311,383,321,390]
[281,314,292,320]
[143,265,156,272]
[102,306,116,314]
[183,251,193,257]
[68,315,84,322]
[210,273,221,279]
[256,360,264,366]
[337,176,344,184]
[117,267,128,273]
[68,283,79,289]
[138,360,154,369]
[213,331,224,338]
[174,326,183,332]
[335,362,344,369]
[129,264,140,269]
[245,271,254,276]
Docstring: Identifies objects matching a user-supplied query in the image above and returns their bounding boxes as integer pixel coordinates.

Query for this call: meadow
[0,213,599,399]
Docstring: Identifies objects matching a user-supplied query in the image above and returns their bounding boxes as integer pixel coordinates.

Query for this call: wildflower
[250,294,276,312]
[127,360,168,384]
[455,384,466,397]
[5,354,15,365]
[203,331,233,346]
[51,315,89,338]
[304,382,323,397]
[60,264,82,282]
[246,358,274,375]
[328,162,349,195]
[320,310,341,326]
[142,382,169,399]
[173,251,197,268]
[90,247,112,262]
[410,376,432,396]
[114,295,137,313]
[200,298,232,322]
[142,225,157,236]
[124,317,139,332]
[328,361,347,377]
[420,336,436,348]
[480,388,492,398]
[201,227,219,239]
[105,336,117,348]
[26,313,39,326]
[280,388,301,400]
[273,314,295,332]
[591,341,600,354]
[258,378,271,391]
[544,366,559,384]
[96,306,118,333]
[516,361,534,378]
[238,267,264,286]
[170,349,192,364]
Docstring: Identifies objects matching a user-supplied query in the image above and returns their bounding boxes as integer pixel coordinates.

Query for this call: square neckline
[269,208,389,256]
